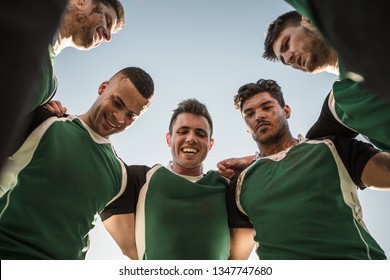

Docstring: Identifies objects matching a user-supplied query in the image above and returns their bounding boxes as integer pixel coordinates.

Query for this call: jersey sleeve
[227,175,253,229]
[306,92,358,139]
[8,106,59,156]
[100,164,150,221]
[327,136,381,189]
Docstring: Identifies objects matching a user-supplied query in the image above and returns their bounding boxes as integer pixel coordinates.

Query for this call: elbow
[121,247,139,260]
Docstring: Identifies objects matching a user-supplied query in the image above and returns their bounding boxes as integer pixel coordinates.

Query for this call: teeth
[106,118,120,128]
[182,148,197,154]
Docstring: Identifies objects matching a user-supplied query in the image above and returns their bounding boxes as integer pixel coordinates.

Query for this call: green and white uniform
[233,136,386,260]
[101,164,230,260]
[0,110,127,259]
[286,0,390,152]
[329,78,390,152]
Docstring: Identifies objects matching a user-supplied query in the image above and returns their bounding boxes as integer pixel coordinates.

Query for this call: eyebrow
[177,126,208,134]
[243,100,275,114]
[278,37,288,64]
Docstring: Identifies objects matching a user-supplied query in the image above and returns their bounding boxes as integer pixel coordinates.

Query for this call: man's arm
[217,155,256,179]
[330,136,390,190]
[362,152,390,189]
[100,165,150,259]
[306,92,358,139]
[103,213,138,259]
[226,174,256,259]
[229,228,255,260]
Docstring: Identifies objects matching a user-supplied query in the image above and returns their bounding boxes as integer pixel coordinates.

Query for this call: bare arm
[362,152,390,189]
[229,228,255,260]
[103,213,138,259]
[217,155,255,179]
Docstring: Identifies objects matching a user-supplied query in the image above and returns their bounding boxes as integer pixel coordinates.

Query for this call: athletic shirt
[286,0,390,152]
[233,136,386,260]
[329,79,390,152]
[0,113,127,259]
[101,164,230,260]
[29,44,57,113]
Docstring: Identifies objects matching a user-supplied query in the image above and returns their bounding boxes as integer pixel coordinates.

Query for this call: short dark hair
[263,11,301,61]
[113,67,154,99]
[169,99,213,137]
[94,0,125,32]
[234,79,285,112]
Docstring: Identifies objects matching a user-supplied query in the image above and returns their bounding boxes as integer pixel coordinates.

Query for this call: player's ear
[98,81,109,95]
[208,138,214,152]
[284,105,291,119]
[301,16,314,30]
[166,132,172,147]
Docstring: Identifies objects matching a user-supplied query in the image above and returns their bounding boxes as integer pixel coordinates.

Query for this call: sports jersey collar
[166,161,204,183]
[70,115,112,144]
[255,134,305,162]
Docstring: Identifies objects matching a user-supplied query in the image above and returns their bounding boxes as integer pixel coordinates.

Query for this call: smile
[106,117,121,129]
[182,148,198,154]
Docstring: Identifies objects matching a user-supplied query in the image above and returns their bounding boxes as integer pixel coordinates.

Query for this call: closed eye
[127,112,137,120]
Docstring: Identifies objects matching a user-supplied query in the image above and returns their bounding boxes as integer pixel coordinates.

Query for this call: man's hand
[42,100,67,117]
[217,155,255,179]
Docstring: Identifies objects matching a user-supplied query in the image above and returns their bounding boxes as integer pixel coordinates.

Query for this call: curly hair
[234,79,285,112]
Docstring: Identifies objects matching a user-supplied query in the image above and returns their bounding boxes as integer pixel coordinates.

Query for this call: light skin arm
[361,152,390,189]
[229,228,256,260]
[102,213,138,259]
[217,155,256,179]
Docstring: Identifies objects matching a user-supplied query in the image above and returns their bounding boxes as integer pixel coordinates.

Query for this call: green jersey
[234,136,386,259]
[0,112,127,259]
[286,0,390,152]
[29,44,57,112]
[102,164,231,260]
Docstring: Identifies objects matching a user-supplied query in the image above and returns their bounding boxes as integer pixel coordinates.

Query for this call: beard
[63,6,96,49]
[252,118,289,145]
[304,30,334,73]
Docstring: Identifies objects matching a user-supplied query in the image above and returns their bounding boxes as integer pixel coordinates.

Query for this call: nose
[102,27,111,42]
[113,110,125,124]
[185,132,198,144]
[282,52,294,65]
[255,109,266,121]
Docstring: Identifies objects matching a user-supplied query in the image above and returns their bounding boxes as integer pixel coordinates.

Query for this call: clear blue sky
[54,0,390,259]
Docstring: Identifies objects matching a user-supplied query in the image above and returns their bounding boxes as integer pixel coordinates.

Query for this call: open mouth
[182,147,198,154]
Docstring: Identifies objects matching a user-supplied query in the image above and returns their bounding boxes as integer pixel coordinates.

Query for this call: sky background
[54,0,390,260]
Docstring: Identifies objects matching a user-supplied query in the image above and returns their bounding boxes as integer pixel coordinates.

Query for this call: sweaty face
[273,25,332,73]
[86,77,150,138]
[167,113,213,176]
[66,2,118,49]
[241,92,289,145]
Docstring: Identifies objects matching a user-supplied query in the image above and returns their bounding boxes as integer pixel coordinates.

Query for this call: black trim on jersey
[100,165,151,222]
[227,174,253,229]
[323,136,381,189]
[306,92,358,139]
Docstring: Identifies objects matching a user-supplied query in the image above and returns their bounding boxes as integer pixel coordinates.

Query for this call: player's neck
[170,162,203,177]
[257,133,298,157]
